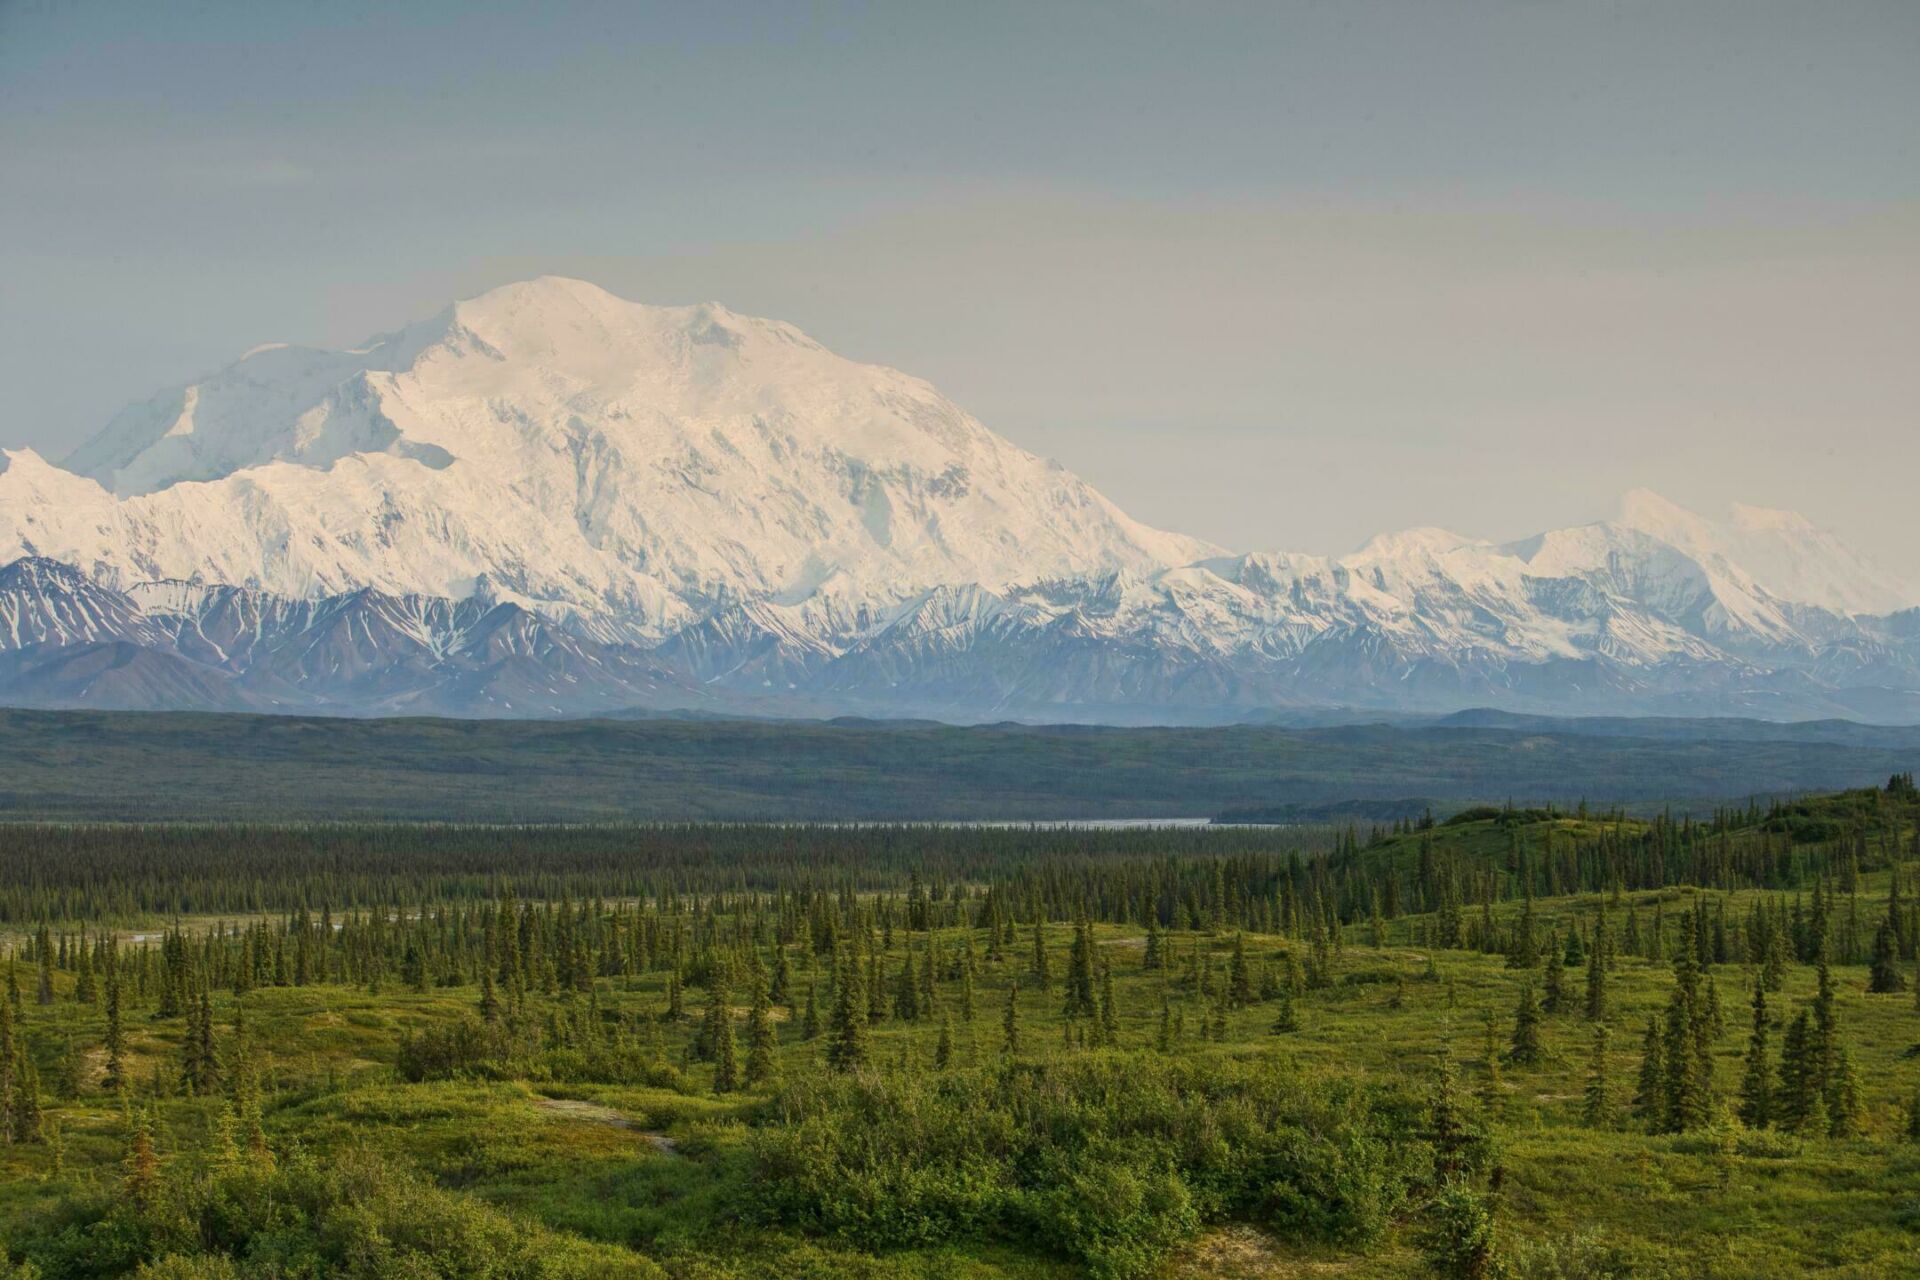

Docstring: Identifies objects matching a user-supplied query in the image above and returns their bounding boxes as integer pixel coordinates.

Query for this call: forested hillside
[3,708,1919,822]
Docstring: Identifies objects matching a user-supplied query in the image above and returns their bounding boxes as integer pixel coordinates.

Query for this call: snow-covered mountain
[2,276,1916,722]
[10,277,1210,634]
[1614,488,1917,618]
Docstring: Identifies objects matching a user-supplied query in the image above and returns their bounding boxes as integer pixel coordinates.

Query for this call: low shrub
[742,1054,1426,1279]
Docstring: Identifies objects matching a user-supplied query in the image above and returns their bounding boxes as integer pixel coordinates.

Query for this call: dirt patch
[1166,1225,1357,1278]
[531,1096,678,1154]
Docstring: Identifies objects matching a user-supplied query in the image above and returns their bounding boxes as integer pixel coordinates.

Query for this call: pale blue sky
[3,1,1916,559]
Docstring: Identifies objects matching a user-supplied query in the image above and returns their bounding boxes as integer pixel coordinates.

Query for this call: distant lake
[812,817,1295,829]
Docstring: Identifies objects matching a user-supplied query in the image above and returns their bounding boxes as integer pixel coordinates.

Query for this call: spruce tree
[1827,1045,1864,1139]
[1002,981,1021,1056]
[1270,983,1298,1033]
[1508,980,1542,1066]
[1869,919,1906,994]
[35,925,54,1006]
[1633,1016,1665,1126]
[1543,941,1567,1015]
[744,980,775,1087]
[1660,914,1711,1133]
[1810,957,1839,1105]
[1227,933,1253,1009]
[1064,917,1097,1017]
[801,984,820,1041]
[102,964,126,1094]
[770,944,792,1008]
[826,957,870,1074]
[893,950,920,1023]
[1737,980,1773,1130]
[479,968,501,1024]
[1582,1024,1613,1128]
[1584,913,1608,1021]
[934,1015,954,1069]
[9,1049,42,1143]
[1778,1010,1816,1132]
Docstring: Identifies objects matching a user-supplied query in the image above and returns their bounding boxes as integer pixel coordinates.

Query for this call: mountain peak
[1616,487,1914,616]
[10,277,1216,624]
[1349,526,1477,562]
[1729,502,1817,535]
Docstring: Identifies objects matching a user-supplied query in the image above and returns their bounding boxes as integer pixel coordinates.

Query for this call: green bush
[1021,1149,1197,1280]
[395,1018,502,1083]
[743,1054,1424,1275]
[17,1146,664,1280]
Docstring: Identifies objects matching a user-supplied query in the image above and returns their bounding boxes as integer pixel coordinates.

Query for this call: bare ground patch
[531,1096,678,1154]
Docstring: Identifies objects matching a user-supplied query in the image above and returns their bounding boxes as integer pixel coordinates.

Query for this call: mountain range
[3,276,1916,723]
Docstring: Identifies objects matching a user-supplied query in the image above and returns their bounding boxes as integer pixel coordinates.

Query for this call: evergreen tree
[934,1015,954,1069]
[102,963,126,1094]
[826,957,870,1074]
[1633,1016,1665,1125]
[710,976,739,1092]
[1002,981,1021,1056]
[770,944,792,1007]
[1542,941,1567,1015]
[1777,1010,1817,1132]
[1064,917,1096,1017]
[801,984,820,1041]
[1227,933,1253,1009]
[478,967,501,1024]
[1827,1045,1864,1139]
[1269,983,1297,1033]
[1584,909,1609,1021]
[1507,865,1539,969]
[744,979,776,1087]
[34,925,54,1006]
[9,1048,42,1142]
[1660,914,1712,1133]
[1737,980,1773,1130]
[1810,957,1839,1105]
[1426,1031,1486,1180]
[1421,1179,1504,1280]
[1582,1024,1613,1128]
[1869,918,1906,994]
[893,949,920,1023]
[1508,980,1542,1066]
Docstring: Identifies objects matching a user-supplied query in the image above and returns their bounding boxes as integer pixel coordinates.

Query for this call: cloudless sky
[3,1,1916,560]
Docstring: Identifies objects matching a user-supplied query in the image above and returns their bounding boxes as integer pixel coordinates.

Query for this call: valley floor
[2,896,1917,1277]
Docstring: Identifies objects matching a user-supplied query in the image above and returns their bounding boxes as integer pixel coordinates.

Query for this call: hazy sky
[3,1,1916,561]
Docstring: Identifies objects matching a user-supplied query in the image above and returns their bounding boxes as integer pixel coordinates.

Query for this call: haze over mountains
[2,277,1916,722]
